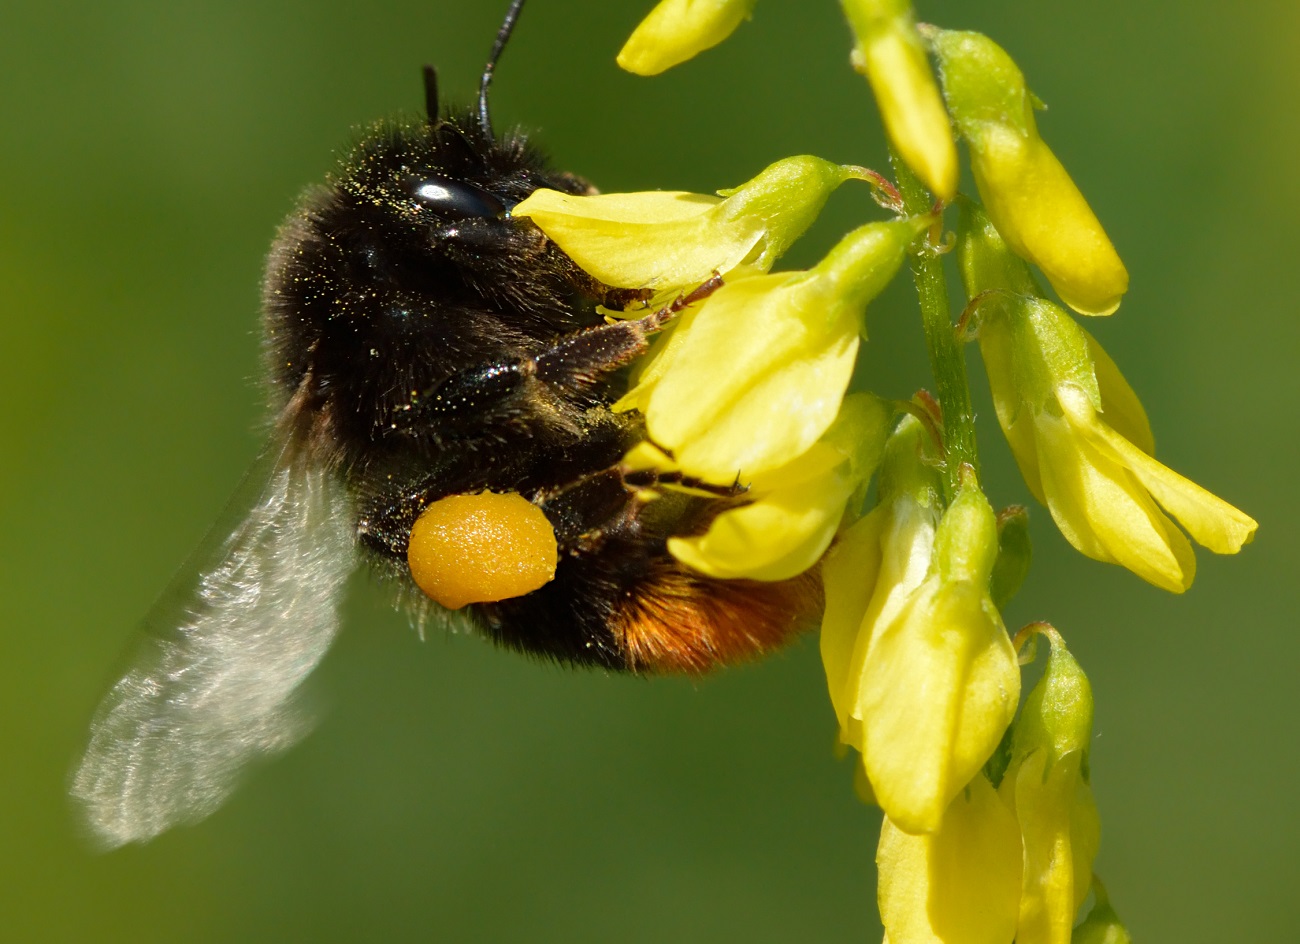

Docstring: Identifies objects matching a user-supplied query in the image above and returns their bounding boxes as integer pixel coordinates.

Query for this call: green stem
[889,147,978,501]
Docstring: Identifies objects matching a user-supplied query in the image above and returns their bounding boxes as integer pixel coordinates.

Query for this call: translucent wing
[71,433,356,848]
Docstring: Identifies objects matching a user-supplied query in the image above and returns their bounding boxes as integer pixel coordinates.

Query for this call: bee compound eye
[407,491,558,609]
[409,173,507,220]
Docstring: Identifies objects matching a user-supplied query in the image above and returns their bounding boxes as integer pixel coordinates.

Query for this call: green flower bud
[1072,879,1133,944]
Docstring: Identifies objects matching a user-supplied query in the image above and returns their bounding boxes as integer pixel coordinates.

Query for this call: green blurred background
[3,1,1294,940]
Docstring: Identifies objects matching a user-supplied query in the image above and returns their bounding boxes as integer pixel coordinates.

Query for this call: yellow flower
[876,773,1022,944]
[667,394,890,580]
[617,0,757,76]
[985,299,1255,592]
[629,217,927,483]
[999,629,1101,944]
[824,421,1020,833]
[929,29,1128,316]
[512,156,863,290]
[957,201,1257,592]
[840,0,957,201]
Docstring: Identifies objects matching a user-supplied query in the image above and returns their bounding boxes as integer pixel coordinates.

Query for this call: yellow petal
[1033,399,1196,593]
[641,221,920,482]
[644,273,859,480]
[667,458,853,580]
[616,0,757,76]
[821,508,887,735]
[669,395,890,581]
[515,157,859,291]
[512,188,758,289]
[858,580,1020,833]
[877,774,1022,944]
[1070,393,1258,555]
[1085,329,1153,456]
[1070,779,1101,913]
[1007,749,1094,944]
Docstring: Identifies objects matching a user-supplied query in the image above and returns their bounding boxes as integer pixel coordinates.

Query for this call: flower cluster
[513,0,1256,939]
[514,156,925,579]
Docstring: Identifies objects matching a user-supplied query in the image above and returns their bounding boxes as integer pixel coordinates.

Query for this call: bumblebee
[72,0,819,848]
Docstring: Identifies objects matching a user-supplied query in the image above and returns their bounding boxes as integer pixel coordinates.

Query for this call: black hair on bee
[72,0,821,849]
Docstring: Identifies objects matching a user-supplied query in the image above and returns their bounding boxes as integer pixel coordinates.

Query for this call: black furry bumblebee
[73,0,819,847]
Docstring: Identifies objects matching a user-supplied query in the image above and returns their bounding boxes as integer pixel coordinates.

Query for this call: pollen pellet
[407,492,558,609]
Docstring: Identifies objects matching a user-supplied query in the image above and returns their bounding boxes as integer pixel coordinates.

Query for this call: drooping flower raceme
[575,5,1228,938]
[957,202,1257,592]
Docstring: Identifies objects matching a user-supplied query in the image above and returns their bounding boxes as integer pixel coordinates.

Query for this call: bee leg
[533,273,723,387]
[398,275,724,432]
[620,466,749,499]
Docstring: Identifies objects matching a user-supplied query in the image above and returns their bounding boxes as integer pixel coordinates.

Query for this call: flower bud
[1071,879,1133,944]
[617,0,757,76]
[840,0,957,200]
[930,29,1128,316]
[634,217,927,483]
[512,156,861,290]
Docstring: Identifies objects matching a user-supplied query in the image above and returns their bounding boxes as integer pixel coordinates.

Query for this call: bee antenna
[422,65,439,125]
[477,0,528,139]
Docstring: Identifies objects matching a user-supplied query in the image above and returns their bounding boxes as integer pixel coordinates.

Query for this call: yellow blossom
[930,28,1128,316]
[958,201,1257,592]
[855,478,1020,833]
[617,0,757,76]
[841,0,957,200]
[631,217,927,483]
[667,394,890,580]
[876,773,1022,944]
[1000,629,1101,944]
[986,301,1255,592]
[824,421,1020,833]
[512,156,862,290]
